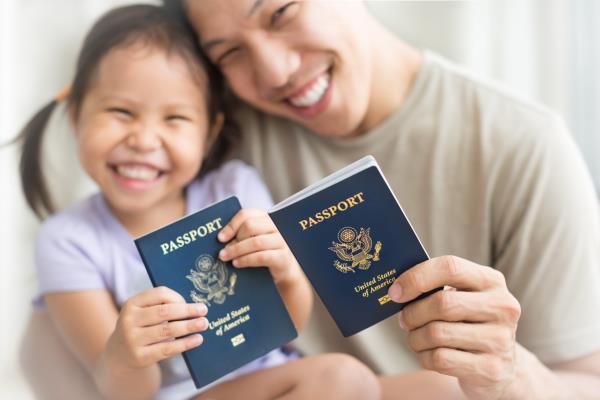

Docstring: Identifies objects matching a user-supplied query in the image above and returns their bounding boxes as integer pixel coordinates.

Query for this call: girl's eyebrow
[97,94,136,104]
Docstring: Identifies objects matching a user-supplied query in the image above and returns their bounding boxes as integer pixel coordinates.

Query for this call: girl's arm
[218,208,314,331]
[45,287,208,400]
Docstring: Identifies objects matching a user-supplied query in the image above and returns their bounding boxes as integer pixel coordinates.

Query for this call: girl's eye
[271,1,299,26]
[166,115,189,122]
[107,107,133,117]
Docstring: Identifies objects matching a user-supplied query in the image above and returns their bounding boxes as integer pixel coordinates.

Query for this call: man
[176,1,600,398]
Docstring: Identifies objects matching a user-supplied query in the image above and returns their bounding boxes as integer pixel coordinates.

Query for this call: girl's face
[73,44,215,221]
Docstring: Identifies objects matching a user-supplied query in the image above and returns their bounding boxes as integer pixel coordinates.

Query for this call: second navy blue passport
[270,156,431,337]
[135,196,297,388]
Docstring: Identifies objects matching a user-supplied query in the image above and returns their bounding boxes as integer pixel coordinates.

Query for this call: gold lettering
[327,205,338,217]
[299,220,309,230]
[160,216,225,255]
[337,200,348,211]
[297,192,367,231]
[160,243,169,255]
[354,192,365,203]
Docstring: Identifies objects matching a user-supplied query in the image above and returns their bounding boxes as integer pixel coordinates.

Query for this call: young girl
[17,4,380,400]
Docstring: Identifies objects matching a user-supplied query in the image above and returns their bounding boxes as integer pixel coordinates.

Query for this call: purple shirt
[34,160,292,399]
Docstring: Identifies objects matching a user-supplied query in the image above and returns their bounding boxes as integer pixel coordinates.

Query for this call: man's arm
[387,255,600,400]
[516,347,600,399]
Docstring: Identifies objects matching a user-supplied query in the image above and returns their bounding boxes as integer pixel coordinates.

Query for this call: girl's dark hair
[16,4,238,219]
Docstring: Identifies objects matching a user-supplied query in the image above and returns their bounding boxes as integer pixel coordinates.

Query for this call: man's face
[186,0,373,137]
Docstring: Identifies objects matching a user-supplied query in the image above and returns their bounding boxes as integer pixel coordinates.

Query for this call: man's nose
[248,36,300,95]
[126,121,162,152]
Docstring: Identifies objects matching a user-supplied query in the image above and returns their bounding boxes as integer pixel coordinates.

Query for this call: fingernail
[195,318,208,330]
[232,259,238,267]
[217,229,228,242]
[388,284,403,302]
[219,249,227,260]
[398,311,407,331]
[191,334,203,346]
[195,304,207,314]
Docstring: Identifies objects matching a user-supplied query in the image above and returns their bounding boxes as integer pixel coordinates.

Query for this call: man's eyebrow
[247,0,266,18]
[201,0,268,52]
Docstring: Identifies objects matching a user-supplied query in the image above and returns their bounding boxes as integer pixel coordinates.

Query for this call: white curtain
[367,0,600,192]
[2,1,599,398]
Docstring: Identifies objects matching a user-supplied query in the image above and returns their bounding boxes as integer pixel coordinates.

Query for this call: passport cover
[135,196,297,388]
[269,156,431,337]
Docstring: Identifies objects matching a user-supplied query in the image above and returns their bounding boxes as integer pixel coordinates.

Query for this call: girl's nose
[126,123,162,152]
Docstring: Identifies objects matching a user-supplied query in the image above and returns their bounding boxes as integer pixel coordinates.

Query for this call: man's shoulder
[425,51,560,128]
[423,51,568,152]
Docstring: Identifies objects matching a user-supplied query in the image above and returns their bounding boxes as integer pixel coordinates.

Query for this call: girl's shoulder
[37,193,111,248]
[188,159,273,211]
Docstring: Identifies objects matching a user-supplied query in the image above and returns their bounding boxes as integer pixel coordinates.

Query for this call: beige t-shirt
[234,51,600,373]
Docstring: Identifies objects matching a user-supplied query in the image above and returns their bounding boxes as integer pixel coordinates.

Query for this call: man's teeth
[289,73,330,107]
[116,165,160,181]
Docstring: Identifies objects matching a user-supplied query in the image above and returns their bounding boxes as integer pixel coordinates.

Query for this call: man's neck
[355,19,422,136]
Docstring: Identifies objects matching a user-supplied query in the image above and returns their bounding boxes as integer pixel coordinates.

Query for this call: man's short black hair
[162,0,189,26]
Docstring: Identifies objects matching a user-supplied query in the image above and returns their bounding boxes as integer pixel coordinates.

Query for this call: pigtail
[15,100,59,219]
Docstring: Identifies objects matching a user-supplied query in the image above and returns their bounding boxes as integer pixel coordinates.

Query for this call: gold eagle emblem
[328,227,382,273]
[186,254,237,306]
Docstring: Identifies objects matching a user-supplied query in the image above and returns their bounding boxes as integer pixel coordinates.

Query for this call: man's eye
[271,1,298,26]
[107,107,133,117]
[217,47,241,65]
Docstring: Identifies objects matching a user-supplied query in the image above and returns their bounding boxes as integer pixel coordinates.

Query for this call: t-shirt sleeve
[34,214,106,306]
[492,114,600,365]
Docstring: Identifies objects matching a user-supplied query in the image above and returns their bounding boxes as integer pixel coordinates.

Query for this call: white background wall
[2,1,599,398]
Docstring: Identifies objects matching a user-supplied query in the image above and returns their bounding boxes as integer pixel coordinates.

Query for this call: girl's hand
[217,208,301,285]
[105,286,208,370]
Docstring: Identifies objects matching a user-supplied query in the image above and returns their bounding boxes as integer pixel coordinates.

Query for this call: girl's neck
[109,191,187,238]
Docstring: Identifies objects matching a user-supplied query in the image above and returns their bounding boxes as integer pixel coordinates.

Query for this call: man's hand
[387,255,521,400]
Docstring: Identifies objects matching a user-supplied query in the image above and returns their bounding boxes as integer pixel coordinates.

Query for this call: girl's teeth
[289,73,330,107]
[116,165,160,181]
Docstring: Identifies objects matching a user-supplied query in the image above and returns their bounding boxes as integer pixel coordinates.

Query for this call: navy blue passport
[269,156,431,337]
[134,196,297,388]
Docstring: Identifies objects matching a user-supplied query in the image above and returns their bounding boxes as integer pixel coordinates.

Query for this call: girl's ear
[204,112,224,157]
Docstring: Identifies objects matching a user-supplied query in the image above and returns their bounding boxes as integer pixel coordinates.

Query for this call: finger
[399,290,501,330]
[237,216,277,241]
[388,256,506,303]
[140,317,209,345]
[406,321,514,353]
[217,208,266,242]
[417,348,510,383]
[129,286,186,308]
[232,250,284,270]
[144,334,204,363]
[219,233,282,261]
[136,302,208,326]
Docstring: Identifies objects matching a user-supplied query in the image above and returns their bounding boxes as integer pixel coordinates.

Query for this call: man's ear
[204,112,225,157]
